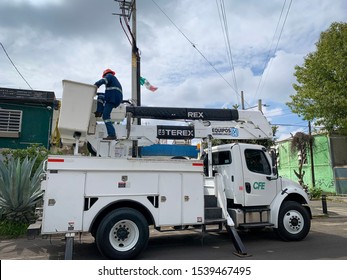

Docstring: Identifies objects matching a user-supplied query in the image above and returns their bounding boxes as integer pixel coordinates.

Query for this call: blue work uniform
[94,73,123,137]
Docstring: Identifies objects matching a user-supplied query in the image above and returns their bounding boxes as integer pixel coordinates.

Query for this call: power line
[254,0,292,101]
[254,0,287,100]
[274,0,293,58]
[151,0,241,98]
[216,0,239,101]
[272,123,307,127]
[266,110,299,118]
[0,42,33,90]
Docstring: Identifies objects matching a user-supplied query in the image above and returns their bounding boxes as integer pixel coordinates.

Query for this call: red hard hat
[102,68,115,77]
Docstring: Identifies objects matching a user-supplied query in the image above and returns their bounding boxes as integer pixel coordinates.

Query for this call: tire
[275,201,311,241]
[96,208,149,259]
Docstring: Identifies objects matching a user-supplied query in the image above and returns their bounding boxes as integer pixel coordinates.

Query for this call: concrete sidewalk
[309,196,347,217]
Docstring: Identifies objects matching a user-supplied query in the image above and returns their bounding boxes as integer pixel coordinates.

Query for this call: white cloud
[254,50,304,104]
[1,0,346,141]
[1,0,63,6]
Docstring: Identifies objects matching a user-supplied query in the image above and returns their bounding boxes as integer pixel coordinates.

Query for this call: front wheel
[96,208,149,259]
[275,201,310,241]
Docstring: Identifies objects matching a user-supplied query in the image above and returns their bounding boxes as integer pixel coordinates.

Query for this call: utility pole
[308,121,316,188]
[115,0,140,110]
[131,0,141,117]
[258,99,263,113]
[241,91,245,110]
[115,0,140,157]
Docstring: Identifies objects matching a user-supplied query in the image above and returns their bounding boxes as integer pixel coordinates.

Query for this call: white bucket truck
[30,80,311,259]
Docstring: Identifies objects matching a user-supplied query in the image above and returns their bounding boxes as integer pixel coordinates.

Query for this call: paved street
[0,198,346,260]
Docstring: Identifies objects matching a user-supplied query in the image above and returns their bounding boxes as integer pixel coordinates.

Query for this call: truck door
[212,150,234,199]
[241,147,277,206]
[211,145,246,204]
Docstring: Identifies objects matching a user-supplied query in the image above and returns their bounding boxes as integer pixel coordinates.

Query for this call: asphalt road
[1,198,346,260]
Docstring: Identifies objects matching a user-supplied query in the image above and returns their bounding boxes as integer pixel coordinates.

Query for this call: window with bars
[0,108,23,138]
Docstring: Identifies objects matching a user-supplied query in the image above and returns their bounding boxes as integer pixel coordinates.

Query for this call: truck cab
[211,143,279,207]
[209,142,311,242]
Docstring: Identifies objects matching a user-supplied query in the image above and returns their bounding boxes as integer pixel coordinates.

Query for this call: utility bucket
[58,80,96,143]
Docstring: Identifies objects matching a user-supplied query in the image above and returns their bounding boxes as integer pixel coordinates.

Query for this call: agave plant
[0,156,44,223]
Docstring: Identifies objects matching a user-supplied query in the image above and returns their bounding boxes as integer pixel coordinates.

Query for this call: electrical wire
[271,123,307,127]
[151,0,241,98]
[120,17,132,45]
[254,0,293,101]
[254,0,287,100]
[216,0,239,102]
[118,1,140,57]
[265,107,295,116]
[0,42,33,90]
[274,0,293,59]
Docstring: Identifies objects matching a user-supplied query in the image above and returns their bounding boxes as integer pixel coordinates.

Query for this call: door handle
[245,182,251,193]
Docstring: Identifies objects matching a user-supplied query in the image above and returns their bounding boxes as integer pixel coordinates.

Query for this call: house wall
[277,134,335,193]
[0,102,53,149]
[330,135,347,195]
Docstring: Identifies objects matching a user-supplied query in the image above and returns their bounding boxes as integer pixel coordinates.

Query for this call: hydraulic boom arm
[123,106,273,141]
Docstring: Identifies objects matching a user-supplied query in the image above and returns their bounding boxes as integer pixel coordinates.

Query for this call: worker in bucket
[94,68,123,140]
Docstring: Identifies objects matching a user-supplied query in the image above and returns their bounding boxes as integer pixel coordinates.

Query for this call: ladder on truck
[204,193,248,257]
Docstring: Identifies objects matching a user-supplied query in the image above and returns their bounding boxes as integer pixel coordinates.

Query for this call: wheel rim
[283,209,304,234]
[109,220,139,252]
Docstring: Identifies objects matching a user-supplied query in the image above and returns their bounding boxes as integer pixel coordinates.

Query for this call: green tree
[290,132,314,192]
[287,22,347,133]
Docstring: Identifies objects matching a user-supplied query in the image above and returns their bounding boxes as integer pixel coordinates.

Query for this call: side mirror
[267,149,279,180]
[269,149,276,168]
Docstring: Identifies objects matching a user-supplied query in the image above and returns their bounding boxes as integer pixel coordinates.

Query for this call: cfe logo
[253,181,265,190]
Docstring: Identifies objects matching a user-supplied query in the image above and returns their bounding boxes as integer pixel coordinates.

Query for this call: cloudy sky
[1,0,346,140]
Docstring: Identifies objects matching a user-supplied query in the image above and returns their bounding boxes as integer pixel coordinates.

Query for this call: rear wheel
[96,208,149,259]
[275,201,310,241]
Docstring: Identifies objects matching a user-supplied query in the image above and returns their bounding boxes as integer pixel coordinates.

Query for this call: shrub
[309,186,323,199]
[1,144,49,175]
[0,220,29,238]
[0,157,44,223]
